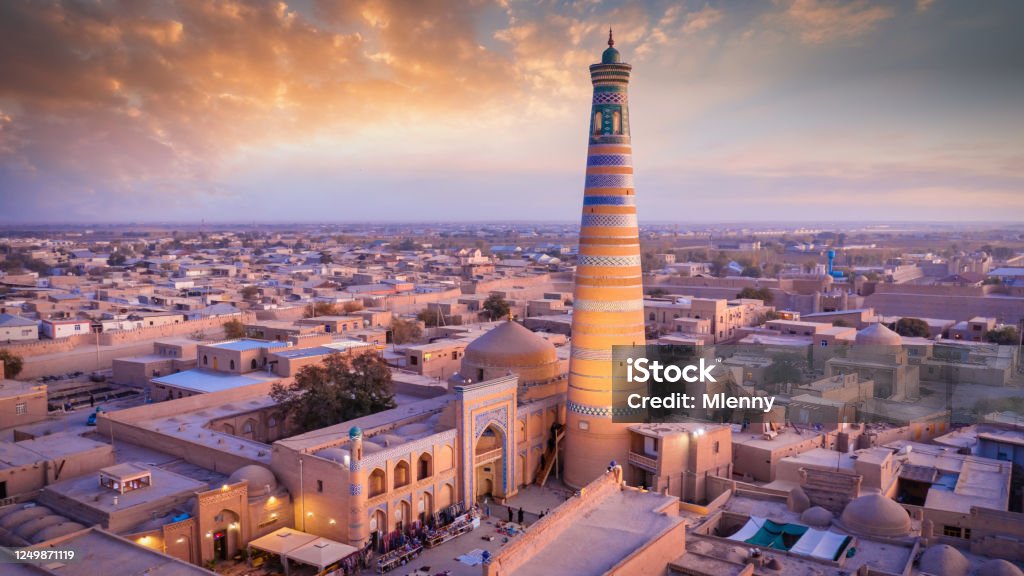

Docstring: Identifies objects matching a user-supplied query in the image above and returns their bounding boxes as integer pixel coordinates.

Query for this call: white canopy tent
[248,527,318,575]
[286,538,360,572]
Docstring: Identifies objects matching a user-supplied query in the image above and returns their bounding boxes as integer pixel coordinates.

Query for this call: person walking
[517,507,524,525]
[507,506,513,523]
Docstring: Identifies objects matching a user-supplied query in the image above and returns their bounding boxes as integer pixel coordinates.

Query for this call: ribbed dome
[317,448,349,463]
[0,506,53,530]
[856,323,902,346]
[973,560,1024,576]
[228,464,277,495]
[920,544,968,576]
[15,515,66,541]
[840,494,910,537]
[464,320,556,368]
[32,522,85,543]
[800,506,833,528]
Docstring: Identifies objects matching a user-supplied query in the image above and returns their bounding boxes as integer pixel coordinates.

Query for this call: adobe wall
[99,312,256,346]
[969,507,1024,562]
[483,467,625,576]
[381,288,464,315]
[1,334,93,358]
[866,290,1024,325]
[463,273,554,296]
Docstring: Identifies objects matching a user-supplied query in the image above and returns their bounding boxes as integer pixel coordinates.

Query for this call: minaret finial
[608,27,614,47]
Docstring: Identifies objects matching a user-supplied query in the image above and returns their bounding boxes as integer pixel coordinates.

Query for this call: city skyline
[1,0,1022,223]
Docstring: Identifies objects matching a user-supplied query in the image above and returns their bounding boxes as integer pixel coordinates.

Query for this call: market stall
[425,511,480,548]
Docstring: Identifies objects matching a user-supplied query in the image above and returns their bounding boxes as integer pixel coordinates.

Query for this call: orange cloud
[779,0,894,44]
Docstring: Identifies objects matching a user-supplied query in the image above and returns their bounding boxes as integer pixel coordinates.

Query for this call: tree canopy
[223,319,246,340]
[0,350,24,379]
[894,318,930,338]
[304,301,339,318]
[270,352,396,434]
[482,293,511,320]
[737,286,773,304]
[985,326,1020,345]
[391,317,422,345]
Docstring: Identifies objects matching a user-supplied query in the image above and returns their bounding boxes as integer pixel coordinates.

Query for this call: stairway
[534,428,565,486]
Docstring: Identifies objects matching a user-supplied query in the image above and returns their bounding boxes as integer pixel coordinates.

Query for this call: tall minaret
[347,426,368,547]
[564,30,646,489]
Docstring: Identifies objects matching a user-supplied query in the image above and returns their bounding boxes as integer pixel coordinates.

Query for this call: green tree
[223,319,246,340]
[0,350,24,379]
[270,352,396,434]
[107,253,127,266]
[482,294,511,320]
[894,317,930,338]
[240,285,259,300]
[832,319,851,327]
[741,265,762,278]
[765,353,804,388]
[391,317,423,345]
[985,326,1020,345]
[648,288,668,298]
[737,287,773,304]
[319,251,333,264]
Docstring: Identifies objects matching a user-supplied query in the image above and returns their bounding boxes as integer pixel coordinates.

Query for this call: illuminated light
[271,513,278,519]
[329,519,336,525]
[221,484,229,491]
[268,495,277,504]
[205,531,213,539]
[138,536,150,544]
[229,522,239,530]
[307,511,314,517]
[176,537,185,544]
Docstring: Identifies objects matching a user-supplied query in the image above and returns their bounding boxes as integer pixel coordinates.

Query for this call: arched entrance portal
[474,423,506,502]
[370,509,387,550]
[211,509,240,561]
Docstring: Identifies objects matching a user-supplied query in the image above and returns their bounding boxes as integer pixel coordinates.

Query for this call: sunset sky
[1,0,1022,223]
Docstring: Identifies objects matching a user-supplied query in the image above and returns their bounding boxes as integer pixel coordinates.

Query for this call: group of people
[506,506,524,524]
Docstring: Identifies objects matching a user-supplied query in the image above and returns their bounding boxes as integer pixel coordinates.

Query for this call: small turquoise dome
[349,426,362,439]
[602,45,620,64]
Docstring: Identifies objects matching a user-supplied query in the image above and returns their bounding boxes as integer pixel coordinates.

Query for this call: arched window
[612,110,621,134]
[203,355,208,366]
[268,416,277,428]
[369,469,386,497]
[243,421,253,434]
[593,111,602,134]
[229,359,235,370]
[393,461,410,489]
[417,453,432,480]
[250,359,258,370]
[649,312,656,321]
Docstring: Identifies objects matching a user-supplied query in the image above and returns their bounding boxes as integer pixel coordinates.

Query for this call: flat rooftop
[131,397,276,464]
[0,379,46,400]
[206,338,290,352]
[151,368,280,394]
[279,394,454,453]
[629,422,729,439]
[512,489,682,576]
[22,527,214,575]
[43,463,207,514]
[733,429,821,451]
[0,435,109,469]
